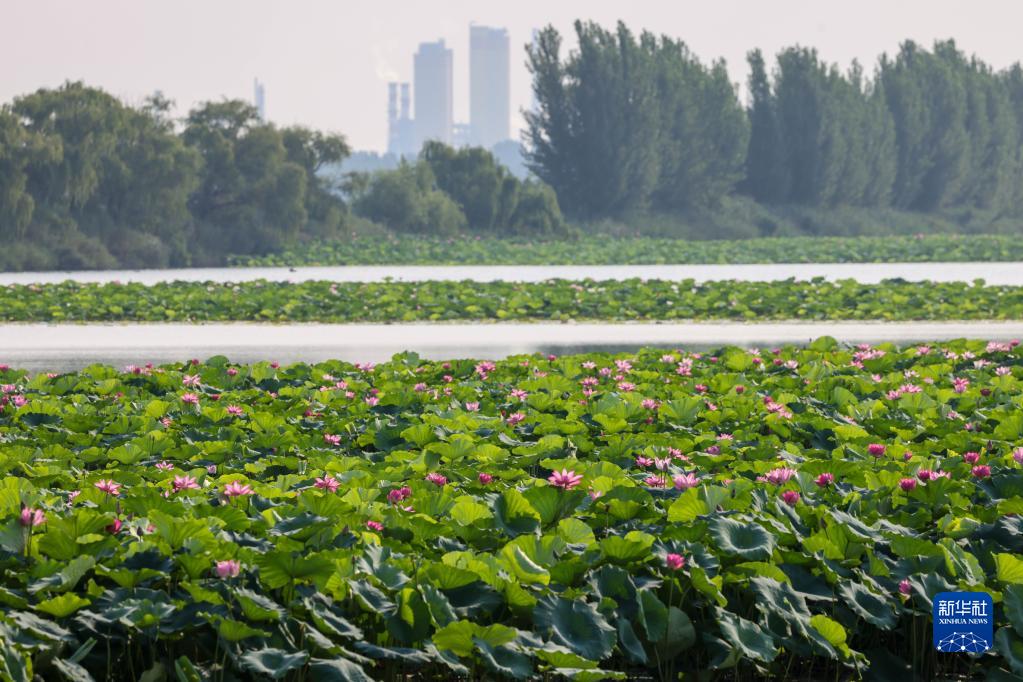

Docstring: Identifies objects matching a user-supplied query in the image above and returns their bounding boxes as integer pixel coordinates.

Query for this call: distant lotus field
[3,339,1023,680]
[2,278,1022,322]
[228,234,1023,267]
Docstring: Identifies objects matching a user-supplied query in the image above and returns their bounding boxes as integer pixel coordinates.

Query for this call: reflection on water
[3,322,1021,373]
[0,262,1021,285]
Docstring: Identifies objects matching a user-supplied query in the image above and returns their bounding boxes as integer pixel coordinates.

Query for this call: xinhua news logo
[932,591,993,653]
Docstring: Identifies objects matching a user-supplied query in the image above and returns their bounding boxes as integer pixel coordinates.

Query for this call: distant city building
[469,25,510,149]
[413,39,454,148]
[253,78,266,120]
[387,81,416,157]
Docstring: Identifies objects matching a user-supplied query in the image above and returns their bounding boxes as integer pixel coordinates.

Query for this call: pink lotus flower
[548,469,583,490]
[644,475,667,488]
[172,475,200,492]
[387,486,412,504]
[673,473,700,490]
[95,479,122,496]
[227,368,239,376]
[106,518,122,534]
[815,473,835,487]
[314,475,340,493]
[867,444,886,457]
[1013,448,1023,465]
[898,579,911,595]
[478,473,493,485]
[762,468,796,485]
[182,374,201,387]
[972,465,991,479]
[207,465,217,475]
[953,377,970,394]
[464,401,480,412]
[366,520,384,532]
[635,456,654,468]
[215,560,241,578]
[19,507,45,527]
[323,434,341,446]
[963,451,980,464]
[899,478,917,492]
[365,396,379,406]
[224,481,254,498]
[155,461,174,471]
[665,553,686,571]
[180,393,199,405]
[917,469,936,481]
[425,473,447,486]
[226,405,243,416]
[67,490,80,504]
[781,490,801,506]
[506,412,525,426]
[510,389,528,401]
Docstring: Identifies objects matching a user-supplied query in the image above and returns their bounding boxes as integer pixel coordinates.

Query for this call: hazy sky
[5,1,1022,151]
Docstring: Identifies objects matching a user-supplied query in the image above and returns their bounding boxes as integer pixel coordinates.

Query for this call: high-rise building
[253,78,266,120]
[470,25,510,149]
[413,39,454,149]
[387,81,416,157]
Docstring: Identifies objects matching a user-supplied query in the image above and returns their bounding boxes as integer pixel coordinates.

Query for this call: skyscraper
[470,25,510,149]
[413,39,453,149]
[253,78,266,120]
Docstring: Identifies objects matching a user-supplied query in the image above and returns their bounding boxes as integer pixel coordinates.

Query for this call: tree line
[0,83,567,270]
[527,21,1023,223]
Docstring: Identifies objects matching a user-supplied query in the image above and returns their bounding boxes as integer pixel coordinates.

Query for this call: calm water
[5,321,1022,372]
[0,262,1021,285]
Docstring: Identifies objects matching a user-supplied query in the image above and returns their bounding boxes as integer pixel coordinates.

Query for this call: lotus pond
[228,234,1023,267]
[3,339,1023,680]
[3,278,1023,322]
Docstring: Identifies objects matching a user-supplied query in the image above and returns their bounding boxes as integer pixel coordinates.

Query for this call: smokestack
[388,82,398,124]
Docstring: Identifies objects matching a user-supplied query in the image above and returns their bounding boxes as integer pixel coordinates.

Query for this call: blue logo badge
[932,591,993,653]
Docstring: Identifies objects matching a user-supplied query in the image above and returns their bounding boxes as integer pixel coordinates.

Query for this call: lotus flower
[762,468,796,485]
[464,402,480,412]
[815,473,835,487]
[106,518,123,534]
[366,520,384,532]
[898,579,911,595]
[425,473,447,486]
[180,393,199,405]
[506,412,525,426]
[673,473,700,490]
[95,479,121,496]
[867,444,886,457]
[19,507,45,527]
[972,465,991,479]
[899,478,917,492]
[323,434,341,446]
[665,553,686,571]
[963,451,980,464]
[478,473,493,485]
[155,461,174,471]
[226,405,243,416]
[548,469,583,490]
[314,475,340,493]
[224,481,254,498]
[215,560,241,578]
[172,475,200,492]
[780,490,800,506]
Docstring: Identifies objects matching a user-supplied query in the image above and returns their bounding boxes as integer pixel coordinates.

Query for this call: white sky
[4,1,1022,151]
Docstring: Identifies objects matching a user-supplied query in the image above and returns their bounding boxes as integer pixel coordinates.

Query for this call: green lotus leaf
[709,517,776,561]
[534,596,616,661]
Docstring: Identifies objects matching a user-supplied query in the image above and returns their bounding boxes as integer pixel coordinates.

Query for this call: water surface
[6,321,1021,372]
[0,262,1020,285]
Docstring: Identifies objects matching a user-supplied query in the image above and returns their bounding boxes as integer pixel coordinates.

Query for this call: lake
[0,261,1021,285]
[6,321,1022,372]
